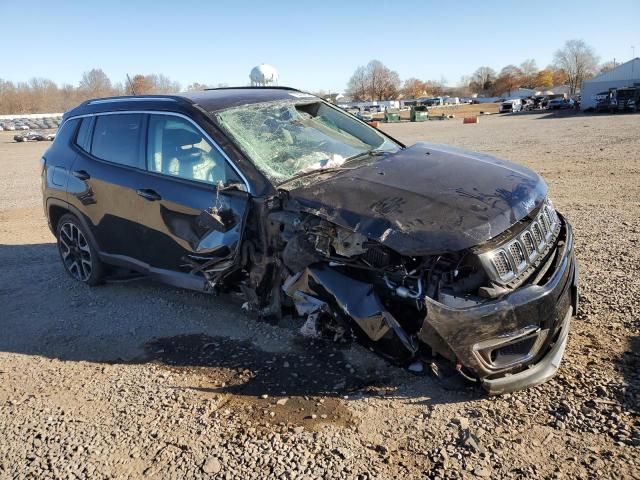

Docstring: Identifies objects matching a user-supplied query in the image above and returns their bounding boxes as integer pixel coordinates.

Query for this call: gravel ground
[0,111,638,479]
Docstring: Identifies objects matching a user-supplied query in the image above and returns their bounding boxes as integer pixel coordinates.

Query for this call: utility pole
[632,46,636,59]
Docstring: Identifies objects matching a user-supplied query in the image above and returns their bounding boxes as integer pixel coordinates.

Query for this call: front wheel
[56,214,104,285]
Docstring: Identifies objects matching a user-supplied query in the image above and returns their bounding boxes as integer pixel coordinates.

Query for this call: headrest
[164,128,202,147]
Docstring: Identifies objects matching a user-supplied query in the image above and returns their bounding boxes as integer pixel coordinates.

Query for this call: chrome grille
[492,250,513,279]
[521,231,536,258]
[508,241,526,268]
[478,198,561,285]
[531,222,544,246]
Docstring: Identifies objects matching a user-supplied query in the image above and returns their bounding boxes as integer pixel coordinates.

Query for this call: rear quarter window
[75,117,93,151]
[52,118,80,146]
[44,118,80,161]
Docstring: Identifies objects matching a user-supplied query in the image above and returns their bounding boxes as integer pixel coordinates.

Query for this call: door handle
[72,170,90,180]
[136,189,162,201]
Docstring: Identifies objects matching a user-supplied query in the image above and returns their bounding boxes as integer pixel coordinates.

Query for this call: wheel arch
[47,198,103,252]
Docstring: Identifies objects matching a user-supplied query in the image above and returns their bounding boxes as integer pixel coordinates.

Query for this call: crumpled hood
[286,142,548,255]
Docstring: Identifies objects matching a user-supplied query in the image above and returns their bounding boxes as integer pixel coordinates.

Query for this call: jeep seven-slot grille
[479,199,561,285]
[493,251,512,277]
[508,241,526,267]
[522,231,536,258]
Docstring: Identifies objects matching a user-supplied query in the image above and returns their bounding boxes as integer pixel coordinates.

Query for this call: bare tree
[598,61,616,74]
[187,82,210,91]
[423,80,446,97]
[366,60,401,100]
[79,69,113,99]
[346,61,401,101]
[0,79,20,114]
[468,66,497,93]
[520,59,538,88]
[129,75,154,94]
[149,74,181,94]
[346,66,368,101]
[553,39,599,94]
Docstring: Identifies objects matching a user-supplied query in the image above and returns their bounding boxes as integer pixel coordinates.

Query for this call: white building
[581,58,640,110]
[500,88,536,99]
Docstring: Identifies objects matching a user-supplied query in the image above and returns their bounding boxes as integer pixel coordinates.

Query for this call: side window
[91,114,143,168]
[52,118,79,145]
[75,117,93,151]
[147,114,235,185]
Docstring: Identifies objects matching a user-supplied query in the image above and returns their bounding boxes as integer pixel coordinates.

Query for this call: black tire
[56,213,104,286]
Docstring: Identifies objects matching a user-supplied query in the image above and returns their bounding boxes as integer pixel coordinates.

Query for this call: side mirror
[216,180,247,193]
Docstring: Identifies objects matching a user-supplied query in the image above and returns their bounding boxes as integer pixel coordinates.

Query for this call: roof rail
[203,86,302,92]
[83,95,193,106]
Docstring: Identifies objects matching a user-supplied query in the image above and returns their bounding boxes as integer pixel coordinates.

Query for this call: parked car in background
[547,98,571,110]
[356,110,373,121]
[521,98,535,111]
[42,87,578,394]
[3,123,16,131]
[499,98,522,113]
[14,131,55,142]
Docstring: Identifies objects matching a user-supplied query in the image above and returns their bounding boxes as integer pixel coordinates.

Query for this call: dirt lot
[1,112,638,479]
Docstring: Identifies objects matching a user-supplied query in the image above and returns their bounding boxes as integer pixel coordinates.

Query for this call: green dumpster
[410,106,429,122]
[384,110,401,123]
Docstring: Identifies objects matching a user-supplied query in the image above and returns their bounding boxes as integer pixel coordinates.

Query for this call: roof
[181,87,314,111]
[65,87,315,119]
[584,58,640,84]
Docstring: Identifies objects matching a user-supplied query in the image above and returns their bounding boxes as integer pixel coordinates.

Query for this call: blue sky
[1,0,638,92]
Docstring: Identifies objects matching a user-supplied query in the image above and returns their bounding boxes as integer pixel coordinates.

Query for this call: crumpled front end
[419,216,577,393]
[279,201,578,394]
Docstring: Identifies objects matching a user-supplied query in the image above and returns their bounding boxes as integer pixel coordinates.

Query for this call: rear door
[66,113,147,259]
[133,113,249,280]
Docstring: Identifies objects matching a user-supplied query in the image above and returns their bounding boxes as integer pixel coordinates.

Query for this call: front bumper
[418,214,578,393]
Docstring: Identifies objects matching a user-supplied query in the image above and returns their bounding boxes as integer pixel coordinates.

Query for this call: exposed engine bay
[230,191,576,393]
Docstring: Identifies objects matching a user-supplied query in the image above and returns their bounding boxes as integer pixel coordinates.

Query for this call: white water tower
[250,64,279,86]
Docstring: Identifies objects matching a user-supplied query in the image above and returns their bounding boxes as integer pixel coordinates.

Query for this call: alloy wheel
[59,222,93,282]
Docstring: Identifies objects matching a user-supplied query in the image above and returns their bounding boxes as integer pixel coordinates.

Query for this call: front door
[133,113,249,282]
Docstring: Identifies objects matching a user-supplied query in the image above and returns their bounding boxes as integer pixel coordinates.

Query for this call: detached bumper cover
[418,215,578,393]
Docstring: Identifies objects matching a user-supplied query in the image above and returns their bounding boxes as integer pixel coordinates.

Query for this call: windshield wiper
[277,150,389,187]
[344,148,389,163]
[277,166,354,187]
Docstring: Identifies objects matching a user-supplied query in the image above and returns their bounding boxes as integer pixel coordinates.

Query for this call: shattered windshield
[213,99,399,184]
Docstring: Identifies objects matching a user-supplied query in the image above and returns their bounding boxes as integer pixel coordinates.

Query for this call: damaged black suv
[42,87,578,394]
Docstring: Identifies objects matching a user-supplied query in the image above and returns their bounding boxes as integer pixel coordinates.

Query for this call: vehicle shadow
[616,335,639,417]
[531,110,582,119]
[0,242,481,404]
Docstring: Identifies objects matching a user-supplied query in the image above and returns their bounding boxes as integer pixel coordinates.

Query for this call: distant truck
[594,87,640,113]
[612,87,640,112]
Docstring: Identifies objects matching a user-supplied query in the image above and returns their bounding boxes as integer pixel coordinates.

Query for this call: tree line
[0,69,220,115]
[345,39,608,101]
[0,39,615,114]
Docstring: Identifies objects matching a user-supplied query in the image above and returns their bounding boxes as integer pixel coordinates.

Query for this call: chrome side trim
[60,110,252,194]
